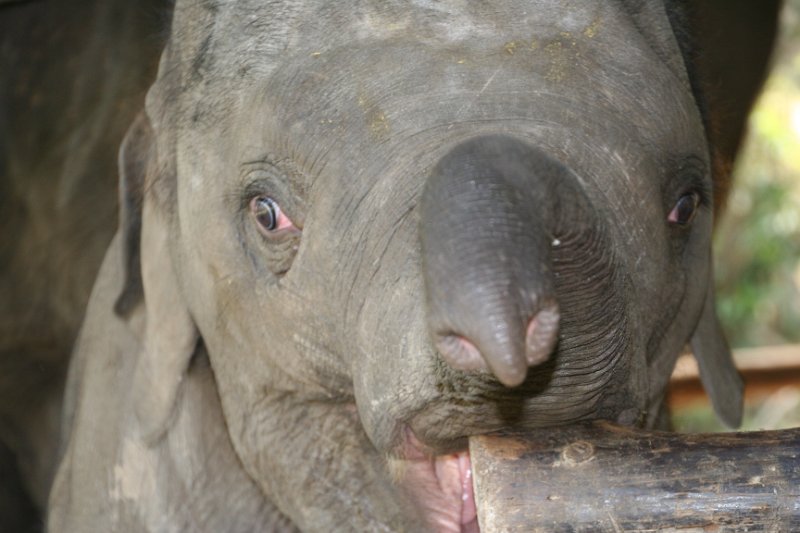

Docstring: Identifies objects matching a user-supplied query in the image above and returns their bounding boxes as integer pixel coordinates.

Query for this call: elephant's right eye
[667,191,701,227]
[249,196,296,236]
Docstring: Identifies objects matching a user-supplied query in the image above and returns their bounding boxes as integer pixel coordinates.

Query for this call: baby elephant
[44,1,760,531]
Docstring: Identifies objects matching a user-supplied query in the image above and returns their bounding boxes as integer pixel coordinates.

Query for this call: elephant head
[52,1,744,531]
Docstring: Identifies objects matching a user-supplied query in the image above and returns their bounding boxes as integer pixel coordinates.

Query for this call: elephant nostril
[434,304,560,386]
[435,334,487,372]
[525,303,560,366]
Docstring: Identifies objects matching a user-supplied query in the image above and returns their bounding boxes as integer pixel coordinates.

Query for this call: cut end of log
[468,422,800,532]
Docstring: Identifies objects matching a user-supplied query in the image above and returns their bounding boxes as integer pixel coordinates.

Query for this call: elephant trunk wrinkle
[420,135,591,388]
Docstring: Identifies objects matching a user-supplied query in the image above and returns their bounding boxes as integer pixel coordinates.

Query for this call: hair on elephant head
[52,1,744,531]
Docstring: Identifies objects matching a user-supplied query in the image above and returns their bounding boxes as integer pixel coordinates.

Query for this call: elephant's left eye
[249,196,296,235]
[668,191,700,226]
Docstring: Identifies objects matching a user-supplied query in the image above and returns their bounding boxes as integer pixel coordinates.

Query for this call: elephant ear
[115,112,199,445]
[690,283,744,428]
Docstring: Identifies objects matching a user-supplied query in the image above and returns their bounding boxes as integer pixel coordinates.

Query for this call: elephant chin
[393,428,479,533]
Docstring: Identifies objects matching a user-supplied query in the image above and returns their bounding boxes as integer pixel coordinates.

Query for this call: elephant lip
[396,427,480,532]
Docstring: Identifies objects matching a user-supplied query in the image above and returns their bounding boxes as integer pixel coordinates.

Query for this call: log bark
[469,422,800,532]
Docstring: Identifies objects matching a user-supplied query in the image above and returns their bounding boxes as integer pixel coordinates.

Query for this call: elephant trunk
[420,135,591,387]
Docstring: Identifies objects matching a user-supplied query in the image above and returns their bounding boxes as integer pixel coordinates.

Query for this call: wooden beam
[469,421,800,532]
[669,345,800,409]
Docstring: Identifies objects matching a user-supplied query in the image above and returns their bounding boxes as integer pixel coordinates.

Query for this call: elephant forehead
[170,0,603,64]
[168,0,670,65]
[169,0,696,144]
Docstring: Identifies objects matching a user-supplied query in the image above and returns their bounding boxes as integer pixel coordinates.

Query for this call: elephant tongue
[432,451,478,531]
[400,433,478,532]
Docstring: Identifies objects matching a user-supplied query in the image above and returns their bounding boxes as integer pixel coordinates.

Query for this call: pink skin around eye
[250,197,298,234]
[667,205,680,224]
[272,205,295,231]
[667,193,698,225]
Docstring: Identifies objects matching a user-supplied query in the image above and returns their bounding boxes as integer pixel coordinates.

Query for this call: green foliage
[714,1,800,348]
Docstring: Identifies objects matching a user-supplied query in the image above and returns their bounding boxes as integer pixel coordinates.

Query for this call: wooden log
[469,422,800,532]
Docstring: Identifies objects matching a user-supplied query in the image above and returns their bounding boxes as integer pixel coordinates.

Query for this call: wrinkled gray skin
[44,1,754,531]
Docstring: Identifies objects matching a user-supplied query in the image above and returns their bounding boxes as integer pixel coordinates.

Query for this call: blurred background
[671,0,800,432]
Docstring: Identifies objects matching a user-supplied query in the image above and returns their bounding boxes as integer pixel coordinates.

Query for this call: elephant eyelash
[682,176,712,211]
[238,182,291,218]
[671,156,713,209]
[240,181,273,211]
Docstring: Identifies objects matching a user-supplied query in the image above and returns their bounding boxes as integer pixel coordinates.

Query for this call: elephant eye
[668,191,700,226]
[249,196,295,235]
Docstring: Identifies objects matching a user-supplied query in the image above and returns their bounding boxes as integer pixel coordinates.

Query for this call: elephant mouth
[396,427,479,532]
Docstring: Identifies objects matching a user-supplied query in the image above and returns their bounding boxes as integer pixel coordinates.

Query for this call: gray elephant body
[38,1,770,531]
[47,235,292,531]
